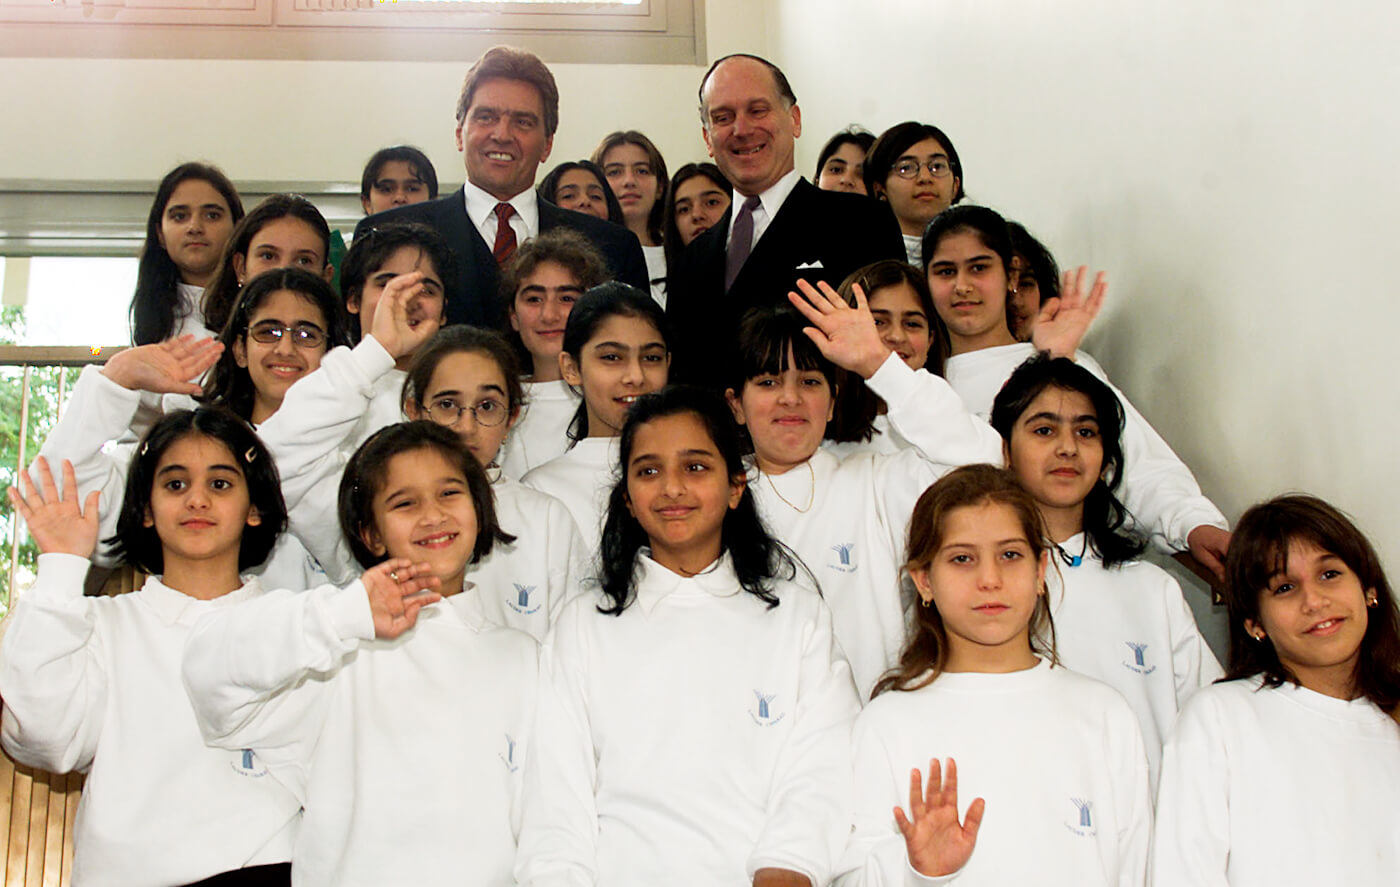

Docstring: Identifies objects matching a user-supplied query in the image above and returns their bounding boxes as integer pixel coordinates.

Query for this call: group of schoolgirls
[0,161,1395,887]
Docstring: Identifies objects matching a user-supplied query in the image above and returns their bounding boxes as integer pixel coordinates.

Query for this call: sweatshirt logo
[1122,641,1156,675]
[508,583,541,615]
[231,748,268,778]
[499,734,519,773]
[1065,797,1096,836]
[828,543,857,574]
[750,690,786,726]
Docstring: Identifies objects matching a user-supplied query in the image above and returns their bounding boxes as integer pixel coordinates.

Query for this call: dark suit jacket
[665,178,905,391]
[355,187,649,328]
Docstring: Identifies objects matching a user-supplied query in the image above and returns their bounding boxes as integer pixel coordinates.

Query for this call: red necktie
[493,202,518,267]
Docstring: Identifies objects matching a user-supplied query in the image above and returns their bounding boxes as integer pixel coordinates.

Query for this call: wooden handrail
[0,347,125,368]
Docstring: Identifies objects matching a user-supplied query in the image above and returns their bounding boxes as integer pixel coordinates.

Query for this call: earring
[1252,631,1266,641]
[1367,594,1379,608]
[919,597,931,609]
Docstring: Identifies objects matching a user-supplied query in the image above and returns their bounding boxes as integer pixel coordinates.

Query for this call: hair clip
[244,446,258,463]
[139,441,150,456]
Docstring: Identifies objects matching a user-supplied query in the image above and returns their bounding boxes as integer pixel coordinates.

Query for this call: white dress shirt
[464,181,539,248]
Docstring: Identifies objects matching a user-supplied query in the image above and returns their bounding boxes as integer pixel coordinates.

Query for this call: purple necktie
[724,195,762,292]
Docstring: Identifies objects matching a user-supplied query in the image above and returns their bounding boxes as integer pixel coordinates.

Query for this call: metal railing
[0,346,125,607]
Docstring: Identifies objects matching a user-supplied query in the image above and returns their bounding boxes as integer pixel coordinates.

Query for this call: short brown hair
[455,45,560,137]
[501,228,609,302]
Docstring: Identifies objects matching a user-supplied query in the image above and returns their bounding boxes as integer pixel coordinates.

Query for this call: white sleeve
[30,366,147,565]
[256,337,397,512]
[1111,709,1152,887]
[1149,694,1231,887]
[866,355,1004,471]
[835,712,960,887]
[544,499,592,626]
[514,610,599,887]
[1076,353,1227,554]
[0,554,105,773]
[1162,574,1224,707]
[180,580,375,783]
[747,597,862,884]
[284,467,359,587]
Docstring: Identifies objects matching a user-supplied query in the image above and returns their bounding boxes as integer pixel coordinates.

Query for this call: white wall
[769,0,1399,588]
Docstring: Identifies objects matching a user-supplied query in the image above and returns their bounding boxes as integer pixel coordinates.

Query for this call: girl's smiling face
[561,313,669,437]
[602,142,660,232]
[406,350,517,468]
[233,217,331,285]
[233,288,330,425]
[362,447,478,595]
[625,411,744,575]
[144,433,260,571]
[727,346,833,476]
[867,281,932,370]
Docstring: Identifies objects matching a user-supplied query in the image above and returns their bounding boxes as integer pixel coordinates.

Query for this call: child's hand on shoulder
[7,457,101,559]
[362,559,441,639]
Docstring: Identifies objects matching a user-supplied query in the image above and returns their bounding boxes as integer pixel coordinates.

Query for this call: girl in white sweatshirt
[497,229,606,479]
[1151,494,1400,886]
[1,408,301,886]
[182,421,539,887]
[725,281,1002,700]
[836,465,1151,886]
[516,386,860,887]
[521,282,670,553]
[921,204,1232,581]
[991,354,1221,788]
[32,266,354,592]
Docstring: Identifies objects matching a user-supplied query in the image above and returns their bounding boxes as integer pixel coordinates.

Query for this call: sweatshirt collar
[632,550,740,614]
[140,574,264,627]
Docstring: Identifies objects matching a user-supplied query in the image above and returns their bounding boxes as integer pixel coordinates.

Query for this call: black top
[665,178,905,391]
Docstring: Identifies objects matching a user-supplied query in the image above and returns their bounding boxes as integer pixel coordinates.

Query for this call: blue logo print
[828,543,857,573]
[1065,797,1096,836]
[750,690,786,726]
[230,748,267,778]
[499,733,519,772]
[508,583,542,615]
[1122,641,1156,675]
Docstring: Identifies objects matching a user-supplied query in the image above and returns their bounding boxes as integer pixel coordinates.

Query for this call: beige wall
[3,0,1395,593]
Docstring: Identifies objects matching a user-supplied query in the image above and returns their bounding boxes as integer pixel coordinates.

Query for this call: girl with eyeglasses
[256,226,584,639]
[28,268,353,591]
[864,122,966,267]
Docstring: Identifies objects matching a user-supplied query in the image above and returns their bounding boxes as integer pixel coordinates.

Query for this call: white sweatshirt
[943,343,1227,553]
[1047,534,1222,788]
[823,414,908,461]
[521,436,620,556]
[516,553,861,887]
[754,355,1004,700]
[173,281,217,342]
[257,336,586,637]
[182,579,539,887]
[836,660,1151,887]
[30,364,327,591]
[499,379,581,480]
[1151,677,1400,886]
[0,554,300,887]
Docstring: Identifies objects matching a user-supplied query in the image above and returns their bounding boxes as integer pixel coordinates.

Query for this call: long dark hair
[561,282,669,441]
[1223,495,1400,711]
[538,160,625,225]
[131,163,244,346]
[990,353,1146,568]
[662,162,731,272]
[827,260,948,444]
[873,464,1056,698]
[198,267,353,421]
[597,386,795,615]
[591,130,670,244]
[105,408,286,575]
[201,194,332,336]
[337,421,515,570]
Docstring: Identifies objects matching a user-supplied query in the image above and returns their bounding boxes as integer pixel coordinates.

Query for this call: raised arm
[0,459,106,773]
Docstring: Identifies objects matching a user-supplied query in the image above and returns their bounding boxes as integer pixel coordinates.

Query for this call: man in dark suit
[666,54,905,390]
[356,45,647,328]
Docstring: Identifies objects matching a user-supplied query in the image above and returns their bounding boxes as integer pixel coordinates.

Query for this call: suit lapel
[730,178,815,294]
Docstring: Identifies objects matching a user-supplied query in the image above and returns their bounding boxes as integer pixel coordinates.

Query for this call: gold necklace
[765,459,815,513]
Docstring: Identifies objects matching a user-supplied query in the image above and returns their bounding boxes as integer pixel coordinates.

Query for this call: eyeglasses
[247,321,326,348]
[893,158,954,180]
[425,396,510,428]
